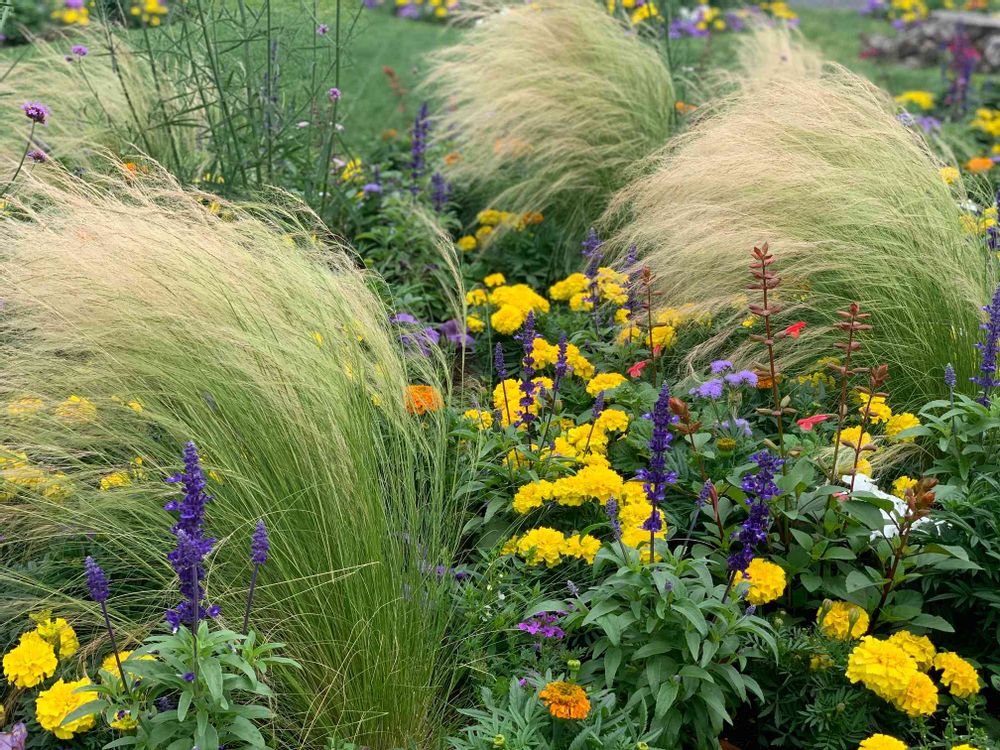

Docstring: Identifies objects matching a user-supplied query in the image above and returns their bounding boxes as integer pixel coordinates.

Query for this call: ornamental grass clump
[0,161,462,749]
[607,27,988,405]
[0,26,204,177]
[428,0,674,264]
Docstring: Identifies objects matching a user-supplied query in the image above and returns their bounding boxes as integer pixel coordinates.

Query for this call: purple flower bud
[71,44,88,56]
[251,519,269,566]
[85,556,109,603]
[316,23,329,34]
[27,149,46,163]
[328,87,341,101]
[183,672,196,682]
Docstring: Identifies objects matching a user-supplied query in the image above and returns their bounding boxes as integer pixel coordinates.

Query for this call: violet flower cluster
[690,361,757,400]
[515,311,539,428]
[727,450,783,573]
[517,611,565,640]
[430,172,451,212]
[971,282,1000,407]
[392,312,473,353]
[409,102,431,194]
[637,383,679,536]
[164,441,220,632]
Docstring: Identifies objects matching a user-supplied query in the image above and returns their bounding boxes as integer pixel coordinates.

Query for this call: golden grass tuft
[428,0,674,265]
[607,27,987,404]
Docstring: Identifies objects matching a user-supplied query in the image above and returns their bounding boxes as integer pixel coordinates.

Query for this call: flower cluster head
[886,631,935,671]
[21,102,50,125]
[251,519,269,565]
[515,312,539,428]
[33,615,78,660]
[539,681,590,720]
[409,102,432,192]
[817,600,869,640]
[85,555,109,603]
[933,651,980,698]
[728,451,782,572]
[164,442,219,631]
[846,636,918,702]
[858,735,907,750]
[2,630,57,688]
[971,281,1000,406]
[0,723,26,750]
[36,677,96,738]
[739,558,786,605]
[636,383,678,507]
[517,612,564,640]
[405,384,443,415]
[503,527,601,567]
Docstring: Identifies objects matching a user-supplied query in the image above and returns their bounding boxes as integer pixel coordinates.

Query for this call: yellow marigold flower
[561,533,601,564]
[484,273,506,288]
[35,617,78,660]
[595,409,629,433]
[100,651,154,682]
[3,630,57,688]
[493,378,543,427]
[741,316,755,328]
[457,235,477,252]
[859,735,907,750]
[846,636,918,702]
[512,481,554,514]
[818,601,870,640]
[860,396,893,424]
[466,289,488,306]
[614,308,630,325]
[617,325,643,345]
[36,677,97,739]
[838,426,873,451]
[463,409,493,430]
[586,372,626,397]
[100,471,132,491]
[934,652,980,698]
[549,273,589,301]
[885,413,920,442]
[647,325,676,350]
[467,314,485,333]
[539,681,590,719]
[7,398,44,418]
[893,671,938,716]
[491,304,526,335]
[810,654,834,670]
[514,527,568,566]
[475,226,494,243]
[489,284,550,315]
[568,292,593,312]
[477,209,503,226]
[530,339,593,379]
[891,476,917,500]
[940,166,960,185]
[55,395,96,424]
[895,90,935,110]
[952,745,983,750]
[739,559,787,605]
[887,631,935,671]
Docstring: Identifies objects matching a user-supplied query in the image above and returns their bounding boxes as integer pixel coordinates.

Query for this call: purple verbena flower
[0,724,26,750]
[27,149,46,163]
[316,23,329,34]
[391,312,419,325]
[71,44,88,56]
[328,87,341,101]
[21,102,49,125]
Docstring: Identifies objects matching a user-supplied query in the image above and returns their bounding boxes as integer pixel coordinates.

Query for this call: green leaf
[655,680,679,717]
[604,646,622,689]
[672,599,708,636]
[841,500,887,531]
[60,699,107,727]
[845,570,878,593]
[177,690,193,723]
[226,716,266,748]
[909,614,955,632]
[799,573,822,593]
[203,658,224,703]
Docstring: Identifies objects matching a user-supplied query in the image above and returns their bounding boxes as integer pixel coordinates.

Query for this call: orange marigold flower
[965,156,995,173]
[405,385,442,415]
[539,681,590,720]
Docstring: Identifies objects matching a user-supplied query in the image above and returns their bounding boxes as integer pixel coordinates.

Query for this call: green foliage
[75,626,295,750]
[561,548,774,750]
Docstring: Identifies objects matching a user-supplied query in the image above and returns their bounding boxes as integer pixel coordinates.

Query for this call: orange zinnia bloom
[539,681,590,720]
[965,156,994,173]
[405,385,443,415]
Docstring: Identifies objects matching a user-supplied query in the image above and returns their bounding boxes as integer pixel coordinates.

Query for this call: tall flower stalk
[637,383,678,559]
[747,243,794,464]
[828,302,871,484]
[85,556,132,698]
[515,311,539,433]
[971,281,1000,408]
[242,519,270,634]
[725,450,783,598]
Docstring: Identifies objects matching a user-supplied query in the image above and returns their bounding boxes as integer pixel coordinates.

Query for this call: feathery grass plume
[0,161,464,749]
[427,0,674,269]
[607,27,987,405]
[0,26,205,178]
